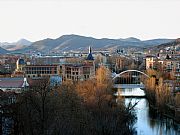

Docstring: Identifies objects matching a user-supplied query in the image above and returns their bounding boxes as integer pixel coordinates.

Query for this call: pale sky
[0,0,179,42]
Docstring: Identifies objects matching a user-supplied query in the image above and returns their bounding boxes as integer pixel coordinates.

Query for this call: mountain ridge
[8,35,175,53]
[0,47,8,54]
[14,34,174,53]
[0,39,31,51]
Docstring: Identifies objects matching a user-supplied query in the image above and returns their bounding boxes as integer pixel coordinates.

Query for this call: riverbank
[114,86,180,134]
[143,71,180,125]
[124,90,180,135]
[144,88,180,124]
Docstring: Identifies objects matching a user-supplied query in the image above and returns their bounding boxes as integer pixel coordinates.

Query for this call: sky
[0,0,179,42]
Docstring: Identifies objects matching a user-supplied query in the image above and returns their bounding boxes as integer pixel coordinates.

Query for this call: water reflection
[123,88,180,135]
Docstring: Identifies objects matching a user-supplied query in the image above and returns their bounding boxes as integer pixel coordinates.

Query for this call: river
[117,87,180,135]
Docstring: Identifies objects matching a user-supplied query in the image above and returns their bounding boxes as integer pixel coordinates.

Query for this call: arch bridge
[113,70,150,80]
[113,70,150,89]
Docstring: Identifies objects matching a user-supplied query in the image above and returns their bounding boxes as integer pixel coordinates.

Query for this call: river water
[118,88,180,135]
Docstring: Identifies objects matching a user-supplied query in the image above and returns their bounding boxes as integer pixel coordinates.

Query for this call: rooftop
[86,53,94,60]
[0,77,24,88]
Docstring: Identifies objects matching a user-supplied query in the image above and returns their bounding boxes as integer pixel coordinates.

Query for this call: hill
[13,35,174,53]
[0,47,8,54]
[156,38,180,51]
[0,39,31,51]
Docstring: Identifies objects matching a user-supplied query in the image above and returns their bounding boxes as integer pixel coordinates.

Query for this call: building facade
[61,63,95,82]
[61,46,95,81]
[25,65,60,78]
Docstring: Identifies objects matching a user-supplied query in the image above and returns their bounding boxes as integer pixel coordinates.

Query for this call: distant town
[0,36,180,135]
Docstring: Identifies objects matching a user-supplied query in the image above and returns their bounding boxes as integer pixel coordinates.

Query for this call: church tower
[84,46,95,77]
[86,46,94,61]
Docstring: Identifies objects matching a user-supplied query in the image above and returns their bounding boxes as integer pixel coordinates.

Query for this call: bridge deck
[113,84,145,89]
[114,84,146,98]
[120,95,146,98]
